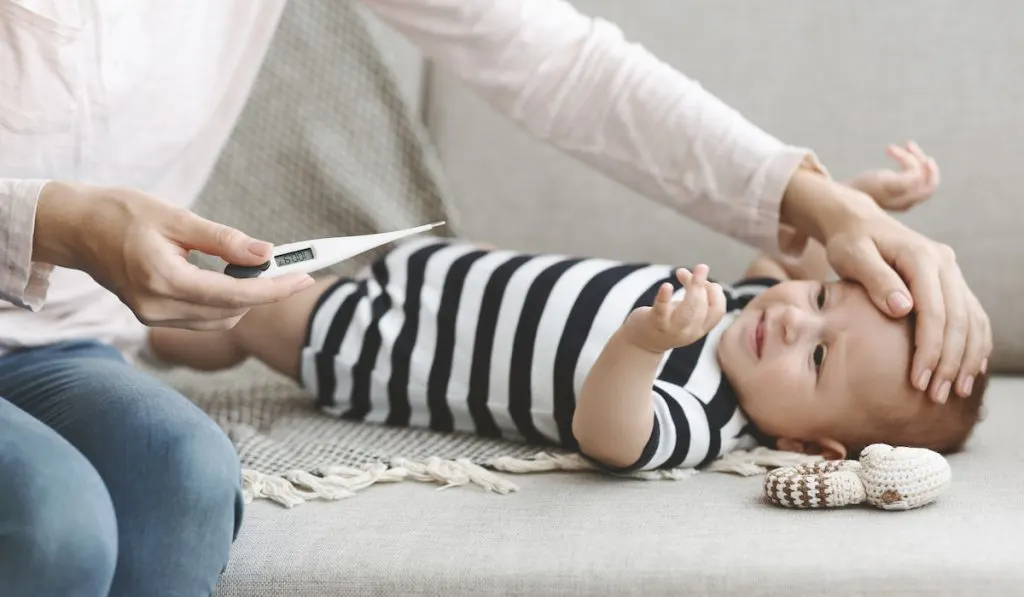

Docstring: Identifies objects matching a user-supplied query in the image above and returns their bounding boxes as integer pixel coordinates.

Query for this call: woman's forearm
[573,327,663,468]
[779,167,884,245]
[360,0,822,254]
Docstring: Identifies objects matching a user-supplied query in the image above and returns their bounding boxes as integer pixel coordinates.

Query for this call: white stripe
[720,406,750,450]
[445,249,520,434]
[322,277,383,418]
[571,265,675,393]
[529,258,618,443]
[300,282,358,402]
[679,393,711,468]
[646,386,679,469]
[649,381,711,469]
[489,253,566,439]
[407,244,476,428]
[360,240,422,424]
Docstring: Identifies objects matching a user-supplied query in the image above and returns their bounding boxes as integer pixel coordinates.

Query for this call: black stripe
[313,280,364,409]
[344,259,391,421]
[466,254,533,438]
[385,243,449,426]
[658,336,706,388]
[551,264,644,449]
[698,384,741,468]
[656,384,692,469]
[303,277,350,348]
[426,249,489,432]
[508,258,583,444]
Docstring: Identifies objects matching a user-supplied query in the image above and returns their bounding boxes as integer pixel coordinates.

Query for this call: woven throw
[160,0,816,508]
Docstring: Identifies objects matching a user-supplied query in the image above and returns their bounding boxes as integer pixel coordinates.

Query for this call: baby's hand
[623,264,727,353]
[848,141,940,212]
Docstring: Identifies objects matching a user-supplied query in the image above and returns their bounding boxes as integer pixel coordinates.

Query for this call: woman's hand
[623,264,727,353]
[782,169,992,404]
[33,182,314,330]
[847,141,940,212]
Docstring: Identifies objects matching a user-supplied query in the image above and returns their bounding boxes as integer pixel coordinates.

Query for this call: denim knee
[0,448,118,597]
[158,415,244,536]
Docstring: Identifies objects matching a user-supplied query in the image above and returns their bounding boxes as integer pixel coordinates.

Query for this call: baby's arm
[744,142,940,283]
[573,265,726,469]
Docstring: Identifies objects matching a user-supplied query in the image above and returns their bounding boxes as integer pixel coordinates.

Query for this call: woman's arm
[748,142,942,283]
[359,0,823,256]
[360,1,989,403]
[2,180,312,329]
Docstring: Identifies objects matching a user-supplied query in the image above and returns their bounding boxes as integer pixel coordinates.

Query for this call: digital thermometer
[223,221,445,279]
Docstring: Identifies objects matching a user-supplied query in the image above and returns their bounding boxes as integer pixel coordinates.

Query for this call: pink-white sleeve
[1,179,52,310]
[358,0,826,255]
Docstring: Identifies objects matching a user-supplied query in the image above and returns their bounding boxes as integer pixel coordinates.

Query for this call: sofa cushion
[213,376,1024,596]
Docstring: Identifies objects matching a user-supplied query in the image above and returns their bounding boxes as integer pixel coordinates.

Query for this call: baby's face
[717,278,921,451]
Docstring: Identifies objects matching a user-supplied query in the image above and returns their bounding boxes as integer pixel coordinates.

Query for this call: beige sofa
[200,1,1023,594]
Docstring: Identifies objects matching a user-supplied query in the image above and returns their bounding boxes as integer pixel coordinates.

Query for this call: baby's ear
[777,437,848,461]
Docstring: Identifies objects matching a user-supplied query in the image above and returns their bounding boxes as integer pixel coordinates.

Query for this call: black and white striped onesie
[299,237,775,472]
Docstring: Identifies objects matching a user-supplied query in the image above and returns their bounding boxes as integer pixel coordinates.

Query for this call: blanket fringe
[241,447,822,507]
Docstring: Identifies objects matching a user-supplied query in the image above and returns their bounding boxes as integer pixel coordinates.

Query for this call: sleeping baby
[148,142,985,474]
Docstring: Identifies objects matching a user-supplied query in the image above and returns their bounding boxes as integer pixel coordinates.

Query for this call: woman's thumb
[172,211,273,265]
[831,239,914,318]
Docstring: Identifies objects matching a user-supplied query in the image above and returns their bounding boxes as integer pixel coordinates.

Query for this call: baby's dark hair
[851,309,988,455]
[857,368,987,456]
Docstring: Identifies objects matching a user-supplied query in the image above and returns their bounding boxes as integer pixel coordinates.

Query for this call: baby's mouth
[755,312,765,359]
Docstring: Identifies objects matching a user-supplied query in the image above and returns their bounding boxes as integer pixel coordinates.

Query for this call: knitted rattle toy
[763,444,951,511]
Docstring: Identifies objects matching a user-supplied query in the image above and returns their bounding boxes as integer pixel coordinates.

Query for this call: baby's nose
[781,305,818,345]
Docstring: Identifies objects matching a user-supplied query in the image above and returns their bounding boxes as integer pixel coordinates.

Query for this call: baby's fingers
[672,264,710,326]
[651,282,674,324]
[929,157,942,188]
[705,282,727,327]
[887,143,923,172]
[674,267,694,287]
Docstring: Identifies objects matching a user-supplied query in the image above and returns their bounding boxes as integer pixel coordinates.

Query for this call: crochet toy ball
[763,444,952,511]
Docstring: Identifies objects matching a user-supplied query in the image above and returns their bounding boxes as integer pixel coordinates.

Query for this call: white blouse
[0,0,819,352]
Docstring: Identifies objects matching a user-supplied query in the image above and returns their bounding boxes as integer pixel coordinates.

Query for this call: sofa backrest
[417,0,1023,373]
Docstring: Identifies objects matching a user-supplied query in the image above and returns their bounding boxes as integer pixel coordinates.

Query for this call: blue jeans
[0,340,244,596]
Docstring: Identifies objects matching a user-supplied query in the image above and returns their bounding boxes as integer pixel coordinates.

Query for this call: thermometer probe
[223,221,445,279]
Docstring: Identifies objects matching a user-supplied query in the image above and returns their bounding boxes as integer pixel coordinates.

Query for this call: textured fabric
[429,0,1024,373]
[1,0,823,348]
[0,341,243,597]
[208,376,1024,596]
[154,359,543,477]
[763,445,952,510]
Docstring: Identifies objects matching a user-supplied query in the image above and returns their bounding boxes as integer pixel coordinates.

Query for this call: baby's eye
[816,285,827,309]
[813,344,827,373]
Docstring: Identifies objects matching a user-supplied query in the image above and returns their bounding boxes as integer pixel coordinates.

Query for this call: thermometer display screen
[275,248,315,267]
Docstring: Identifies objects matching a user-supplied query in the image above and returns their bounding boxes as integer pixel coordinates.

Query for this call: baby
[149,143,985,474]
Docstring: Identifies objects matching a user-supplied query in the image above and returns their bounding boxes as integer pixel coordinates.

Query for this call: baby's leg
[148,277,337,381]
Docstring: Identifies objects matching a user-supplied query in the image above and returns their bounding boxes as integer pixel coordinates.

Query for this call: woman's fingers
[928,264,969,403]
[955,291,992,397]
